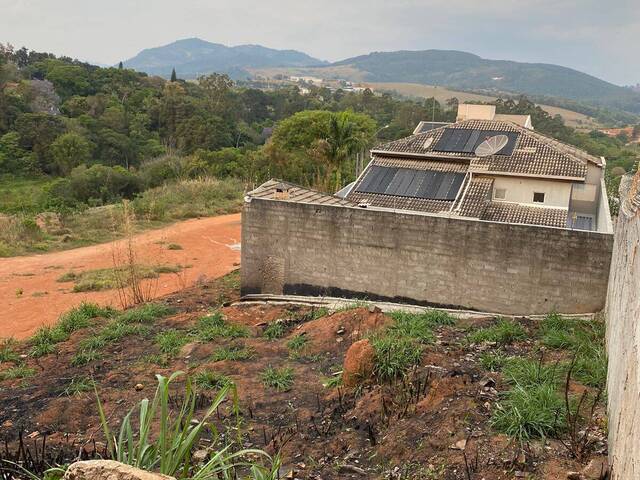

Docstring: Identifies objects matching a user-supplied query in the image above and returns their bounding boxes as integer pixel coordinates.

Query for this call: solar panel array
[434,129,519,155]
[355,166,465,201]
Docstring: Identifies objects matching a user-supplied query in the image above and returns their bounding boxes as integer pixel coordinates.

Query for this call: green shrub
[286,334,309,352]
[468,318,527,345]
[261,366,295,391]
[479,352,509,372]
[388,312,436,343]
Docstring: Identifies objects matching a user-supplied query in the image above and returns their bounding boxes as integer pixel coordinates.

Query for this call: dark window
[533,192,545,203]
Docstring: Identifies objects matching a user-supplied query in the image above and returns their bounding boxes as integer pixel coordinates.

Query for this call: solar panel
[434,128,520,155]
[356,167,465,201]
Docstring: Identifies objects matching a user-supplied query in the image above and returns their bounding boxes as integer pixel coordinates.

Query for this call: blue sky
[1,0,637,85]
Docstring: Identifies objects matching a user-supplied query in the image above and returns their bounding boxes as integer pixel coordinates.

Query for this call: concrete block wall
[606,174,640,479]
[241,199,613,315]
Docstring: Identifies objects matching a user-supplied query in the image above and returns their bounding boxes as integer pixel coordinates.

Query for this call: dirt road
[0,213,242,339]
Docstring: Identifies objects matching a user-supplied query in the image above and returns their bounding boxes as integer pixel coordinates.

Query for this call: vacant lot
[0,273,608,479]
[0,213,241,339]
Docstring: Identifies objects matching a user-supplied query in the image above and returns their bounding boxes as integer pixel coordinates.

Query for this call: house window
[533,192,545,203]
[494,188,506,200]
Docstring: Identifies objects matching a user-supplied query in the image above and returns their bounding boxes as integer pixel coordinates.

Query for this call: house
[343,104,611,233]
[241,105,614,315]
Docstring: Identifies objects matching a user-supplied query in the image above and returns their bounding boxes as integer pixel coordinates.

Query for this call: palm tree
[322,113,368,190]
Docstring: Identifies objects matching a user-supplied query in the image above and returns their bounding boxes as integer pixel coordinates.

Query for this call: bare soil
[0,274,608,479]
[0,214,241,339]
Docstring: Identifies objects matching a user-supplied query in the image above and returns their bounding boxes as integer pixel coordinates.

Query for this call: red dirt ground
[0,213,241,339]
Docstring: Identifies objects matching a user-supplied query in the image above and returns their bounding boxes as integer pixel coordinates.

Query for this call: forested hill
[123,38,326,79]
[331,50,640,114]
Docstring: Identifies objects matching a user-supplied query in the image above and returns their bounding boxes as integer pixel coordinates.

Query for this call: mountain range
[122,38,325,79]
[123,38,640,115]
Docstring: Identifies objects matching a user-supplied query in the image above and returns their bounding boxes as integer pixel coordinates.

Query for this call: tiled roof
[374,119,597,180]
[347,191,452,213]
[456,177,493,218]
[454,176,568,227]
[247,179,357,207]
[481,202,568,228]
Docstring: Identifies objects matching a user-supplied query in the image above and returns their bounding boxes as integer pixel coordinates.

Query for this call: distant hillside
[330,50,640,114]
[123,38,326,79]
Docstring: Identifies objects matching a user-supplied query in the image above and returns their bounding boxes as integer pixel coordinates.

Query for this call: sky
[1,0,638,86]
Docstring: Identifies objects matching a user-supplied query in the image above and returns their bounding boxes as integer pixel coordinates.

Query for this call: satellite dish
[475,134,509,157]
[422,137,434,149]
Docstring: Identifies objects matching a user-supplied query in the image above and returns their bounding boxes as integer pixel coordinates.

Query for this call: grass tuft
[263,322,286,340]
[261,366,295,391]
[0,365,35,381]
[71,349,102,367]
[468,318,527,345]
[155,329,190,356]
[0,339,19,364]
[210,345,254,362]
[118,303,173,324]
[194,312,249,341]
[193,370,233,390]
[370,334,423,382]
[63,376,94,396]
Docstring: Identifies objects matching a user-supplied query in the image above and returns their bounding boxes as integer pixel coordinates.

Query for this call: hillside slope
[331,50,640,114]
[123,38,326,79]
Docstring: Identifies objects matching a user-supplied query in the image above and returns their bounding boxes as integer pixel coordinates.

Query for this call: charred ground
[0,271,608,479]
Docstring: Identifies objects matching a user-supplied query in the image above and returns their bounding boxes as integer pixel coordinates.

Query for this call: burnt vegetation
[0,272,608,479]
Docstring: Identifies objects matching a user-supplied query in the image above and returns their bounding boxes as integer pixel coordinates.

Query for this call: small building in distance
[241,105,614,315]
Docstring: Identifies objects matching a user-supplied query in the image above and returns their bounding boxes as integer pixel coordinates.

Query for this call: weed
[309,307,329,320]
[371,334,423,382]
[63,376,94,396]
[56,272,78,282]
[335,300,369,312]
[0,365,35,381]
[15,288,23,297]
[501,357,564,387]
[0,339,19,364]
[491,383,565,442]
[261,366,295,391]
[118,303,173,324]
[30,325,67,357]
[100,322,150,342]
[467,318,526,345]
[263,322,286,340]
[155,329,190,356]
[193,370,233,390]
[287,334,309,352]
[572,345,607,389]
[141,354,171,367]
[388,312,436,343]
[322,373,343,388]
[66,265,180,292]
[71,349,102,367]
[166,243,183,250]
[194,312,249,341]
[479,352,509,371]
[390,309,455,328]
[97,371,275,477]
[210,345,253,362]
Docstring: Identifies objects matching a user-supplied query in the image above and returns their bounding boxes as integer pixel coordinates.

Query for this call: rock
[567,472,584,480]
[134,383,144,391]
[449,439,467,450]
[582,456,608,479]
[63,460,175,480]
[339,464,366,475]
[342,339,376,387]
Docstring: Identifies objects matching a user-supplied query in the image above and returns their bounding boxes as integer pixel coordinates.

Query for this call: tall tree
[170,68,177,82]
[118,61,123,70]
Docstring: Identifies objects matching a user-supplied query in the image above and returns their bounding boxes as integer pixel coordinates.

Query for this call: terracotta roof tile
[247,179,357,207]
[481,202,568,228]
[374,119,595,179]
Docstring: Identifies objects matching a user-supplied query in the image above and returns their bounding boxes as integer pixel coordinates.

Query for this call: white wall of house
[491,176,572,208]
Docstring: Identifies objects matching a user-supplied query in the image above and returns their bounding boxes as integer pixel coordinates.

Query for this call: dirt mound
[292,307,391,354]
[342,339,376,387]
